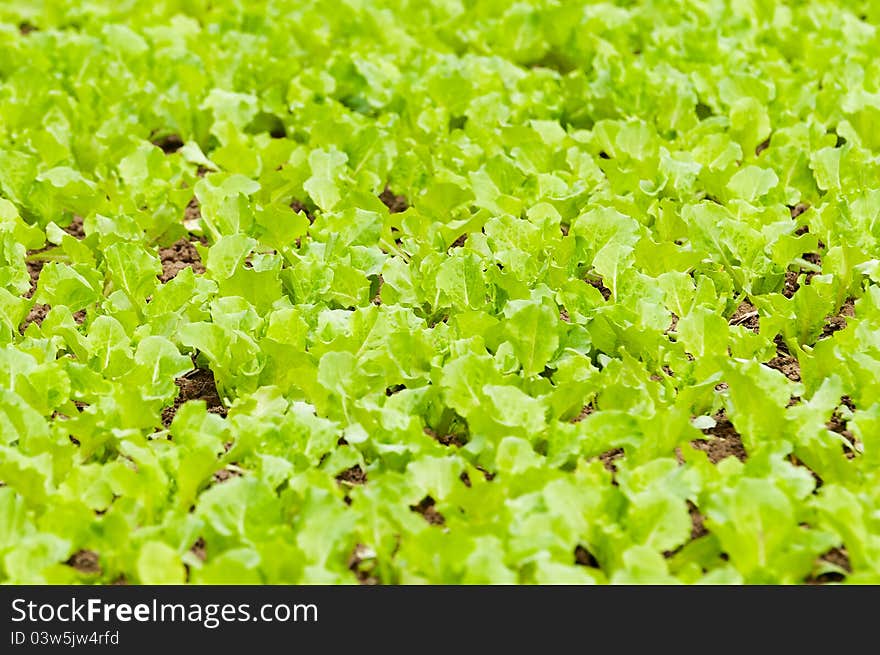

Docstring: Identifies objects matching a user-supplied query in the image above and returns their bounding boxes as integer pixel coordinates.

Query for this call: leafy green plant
[0,0,878,584]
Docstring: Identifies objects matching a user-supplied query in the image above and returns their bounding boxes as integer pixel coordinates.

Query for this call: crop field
[1,0,879,585]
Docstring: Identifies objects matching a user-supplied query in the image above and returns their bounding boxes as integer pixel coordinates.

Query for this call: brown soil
[729,300,759,332]
[336,465,367,486]
[152,133,184,154]
[597,448,624,473]
[803,251,821,267]
[410,496,445,526]
[789,202,811,219]
[20,303,50,332]
[692,410,747,463]
[450,234,468,249]
[67,549,101,575]
[665,313,679,334]
[688,501,708,540]
[379,186,408,213]
[570,403,594,423]
[191,538,207,561]
[766,355,801,381]
[25,259,42,298]
[559,307,570,323]
[213,467,242,484]
[290,199,315,224]
[574,545,600,568]
[64,215,85,239]
[827,399,857,458]
[766,339,801,381]
[755,136,770,156]
[587,276,612,300]
[185,197,201,223]
[158,238,205,282]
[783,271,800,298]
[822,298,855,337]
[476,465,496,482]
[806,547,851,584]
[19,22,38,35]
[460,471,472,487]
[162,368,226,427]
[423,426,466,447]
[371,274,384,306]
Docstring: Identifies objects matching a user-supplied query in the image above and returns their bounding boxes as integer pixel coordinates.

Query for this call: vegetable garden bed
[1,0,879,584]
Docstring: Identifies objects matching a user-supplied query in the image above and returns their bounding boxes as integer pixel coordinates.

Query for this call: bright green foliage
[0,0,879,585]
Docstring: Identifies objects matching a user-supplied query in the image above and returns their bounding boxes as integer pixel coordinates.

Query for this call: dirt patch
[806,547,851,584]
[191,538,207,562]
[290,199,315,224]
[822,298,855,337]
[450,234,468,249]
[64,215,85,239]
[158,239,205,282]
[803,251,821,267]
[25,259,43,298]
[371,274,384,306]
[665,313,679,334]
[20,303,50,332]
[460,471,472,487]
[213,467,242,484]
[688,501,708,540]
[692,410,747,463]
[766,339,801,381]
[767,355,801,382]
[423,425,467,447]
[19,22,38,35]
[476,465,496,482]
[783,271,801,298]
[574,544,600,568]
[755,136,770,156]
[162,368,226,427]
[586,275,611,300]
[827,398,857,458]
[783,268,819,299]
[789,202,811,219]
[729,300,759,332]
[791,201,811,218]
[410,496,445,526]
[152,133,184,154]
[336,465,367,486]
[67,549,101,575]
[185,197,202,224]
[591,447,624,474]
[570,403,594,423]
[379,186,408,213]
[559,307,570,323]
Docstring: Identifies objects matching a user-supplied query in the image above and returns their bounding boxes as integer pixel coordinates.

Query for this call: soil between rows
[162,368,226,427]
